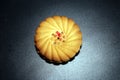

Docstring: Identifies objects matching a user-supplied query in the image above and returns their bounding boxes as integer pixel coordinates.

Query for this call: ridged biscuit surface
[34,16,82,63]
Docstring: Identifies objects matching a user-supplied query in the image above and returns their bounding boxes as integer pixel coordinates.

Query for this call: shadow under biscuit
[35,45,82,65]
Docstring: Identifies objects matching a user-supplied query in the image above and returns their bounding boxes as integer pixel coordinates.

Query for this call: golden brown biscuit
[34,16,82,63]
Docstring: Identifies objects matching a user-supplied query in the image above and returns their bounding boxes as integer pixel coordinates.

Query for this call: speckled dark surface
[1,0,120,80]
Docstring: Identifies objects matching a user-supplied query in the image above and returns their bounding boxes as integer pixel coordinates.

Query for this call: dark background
[1,0,120,80]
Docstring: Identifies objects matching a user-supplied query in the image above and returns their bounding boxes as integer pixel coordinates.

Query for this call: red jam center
[51,31,65,44]
[56,31,61,37]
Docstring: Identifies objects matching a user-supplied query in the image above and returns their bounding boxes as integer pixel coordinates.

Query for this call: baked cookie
[34,16,82,63]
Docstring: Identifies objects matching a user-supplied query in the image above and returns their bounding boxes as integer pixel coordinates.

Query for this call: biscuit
[34,16,82,63]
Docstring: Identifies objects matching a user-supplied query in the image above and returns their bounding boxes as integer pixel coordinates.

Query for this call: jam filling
[51,31,65,44]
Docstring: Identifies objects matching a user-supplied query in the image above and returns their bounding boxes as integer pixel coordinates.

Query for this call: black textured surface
[1,0,120,80]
